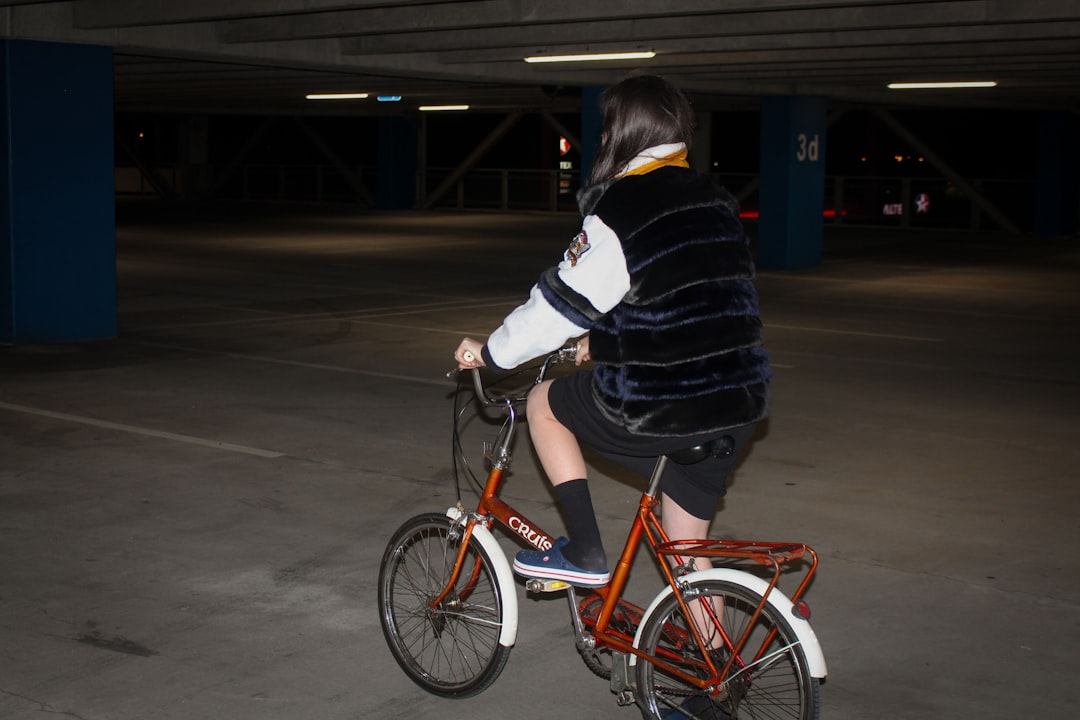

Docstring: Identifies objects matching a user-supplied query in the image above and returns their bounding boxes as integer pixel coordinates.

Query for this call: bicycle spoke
[379,514,512,696]
[635,580,818,720]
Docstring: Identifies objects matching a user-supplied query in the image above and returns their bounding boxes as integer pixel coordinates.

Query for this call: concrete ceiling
[3,0,1080,115]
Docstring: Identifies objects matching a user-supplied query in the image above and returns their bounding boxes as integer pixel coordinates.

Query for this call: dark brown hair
[587,75,696,186]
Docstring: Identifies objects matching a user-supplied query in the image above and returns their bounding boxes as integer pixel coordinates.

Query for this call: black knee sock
[554,479,607,572]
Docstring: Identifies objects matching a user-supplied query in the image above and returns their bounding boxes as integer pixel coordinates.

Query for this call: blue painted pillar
[377,116,417,209]
[757,96,827,270]
[579,86,605,188]
[1,39,115,344]
[1034,111,1079,236]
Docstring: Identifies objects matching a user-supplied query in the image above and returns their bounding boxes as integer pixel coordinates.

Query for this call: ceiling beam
[433,22,1080,66]
[219,0,965,43]
[341,12,1080,56]
[71,0,440,29]
[280,3,989,47]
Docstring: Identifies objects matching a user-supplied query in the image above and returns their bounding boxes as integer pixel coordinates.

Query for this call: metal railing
[116,163,1038,232]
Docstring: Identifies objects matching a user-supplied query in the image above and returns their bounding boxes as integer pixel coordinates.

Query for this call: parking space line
[0,400,285,458]
[767,324,942,342]
[131,341,456,387]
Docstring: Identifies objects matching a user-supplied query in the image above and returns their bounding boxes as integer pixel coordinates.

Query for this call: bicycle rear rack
[655,540,818,606]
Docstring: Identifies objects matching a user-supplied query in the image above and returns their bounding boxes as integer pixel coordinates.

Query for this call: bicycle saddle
[667,435,734,465]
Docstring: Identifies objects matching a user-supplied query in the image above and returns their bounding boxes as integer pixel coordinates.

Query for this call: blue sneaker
[513,537,610,588]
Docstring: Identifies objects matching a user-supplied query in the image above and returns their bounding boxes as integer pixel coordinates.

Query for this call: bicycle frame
[433,362,822,695]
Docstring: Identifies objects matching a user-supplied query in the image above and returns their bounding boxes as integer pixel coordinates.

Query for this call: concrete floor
[2,203,1078,720]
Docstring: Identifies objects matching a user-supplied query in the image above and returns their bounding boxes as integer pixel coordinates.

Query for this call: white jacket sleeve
[485,286,586,370]
[485,214,630,370]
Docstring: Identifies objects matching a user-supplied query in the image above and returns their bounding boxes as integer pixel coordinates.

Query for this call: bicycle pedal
[524,578,571,593]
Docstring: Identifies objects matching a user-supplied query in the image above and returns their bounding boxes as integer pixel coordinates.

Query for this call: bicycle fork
[441,505,521,647]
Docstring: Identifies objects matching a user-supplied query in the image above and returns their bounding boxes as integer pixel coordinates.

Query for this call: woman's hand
[575,334,591,365]
[455,337,486,369]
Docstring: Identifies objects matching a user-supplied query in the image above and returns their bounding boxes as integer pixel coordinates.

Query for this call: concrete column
[757,96,827,270]
[378,116,418,209]
[0,39,116,344]
[1034,111,1080,236]
[579,86,605,187]
[178,115,210,199]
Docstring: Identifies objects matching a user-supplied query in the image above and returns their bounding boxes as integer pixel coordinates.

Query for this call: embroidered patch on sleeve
[564,230,591,267]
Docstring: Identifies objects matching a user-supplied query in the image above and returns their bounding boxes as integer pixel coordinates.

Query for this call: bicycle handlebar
[467,344,579,408]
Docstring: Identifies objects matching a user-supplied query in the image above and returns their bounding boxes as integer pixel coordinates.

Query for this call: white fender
[630,568,827,679]
[445,507,519,648]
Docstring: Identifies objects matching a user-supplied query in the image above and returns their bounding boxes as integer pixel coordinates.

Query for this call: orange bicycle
[378,347,827,719]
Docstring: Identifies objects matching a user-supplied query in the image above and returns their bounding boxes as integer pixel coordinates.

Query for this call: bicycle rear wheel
[378,512,512,697]
[635,579,819,720]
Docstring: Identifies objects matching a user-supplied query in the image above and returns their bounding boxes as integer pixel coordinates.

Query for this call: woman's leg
[659,492,714,573]
[661,492,726,655]
[523,380,606,572]
[526,380,587,486]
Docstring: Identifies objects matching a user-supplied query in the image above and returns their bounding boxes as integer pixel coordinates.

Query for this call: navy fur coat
[577,166,771,437]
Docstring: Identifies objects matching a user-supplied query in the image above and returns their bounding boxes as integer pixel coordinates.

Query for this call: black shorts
[546,370,757,520]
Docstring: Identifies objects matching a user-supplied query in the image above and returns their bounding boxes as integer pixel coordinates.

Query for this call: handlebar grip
[462,350,475,363]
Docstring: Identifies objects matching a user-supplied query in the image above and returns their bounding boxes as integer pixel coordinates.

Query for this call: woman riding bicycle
[455,74,770,589]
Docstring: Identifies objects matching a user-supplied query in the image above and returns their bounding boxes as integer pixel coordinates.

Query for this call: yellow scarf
[617,148,690,178]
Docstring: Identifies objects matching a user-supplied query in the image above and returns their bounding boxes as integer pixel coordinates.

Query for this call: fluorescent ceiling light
[419,104,469,111]
[524,51,656,64]
[377,95,402,102]
[887,81,997,90]
[305,92,369,100]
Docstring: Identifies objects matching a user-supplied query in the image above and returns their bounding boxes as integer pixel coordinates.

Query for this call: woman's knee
[527,380,556,424]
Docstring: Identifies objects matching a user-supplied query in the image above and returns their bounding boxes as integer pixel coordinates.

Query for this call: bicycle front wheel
[378,512,512,697]
[635,579,820,720]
